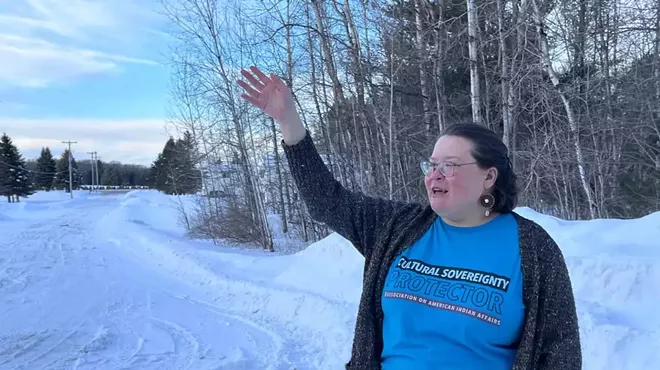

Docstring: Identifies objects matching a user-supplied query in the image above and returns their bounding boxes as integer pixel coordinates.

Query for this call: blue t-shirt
[380,213,525,369]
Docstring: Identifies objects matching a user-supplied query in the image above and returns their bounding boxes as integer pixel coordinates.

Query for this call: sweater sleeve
[282,130,408,258]
[537,234,582,370]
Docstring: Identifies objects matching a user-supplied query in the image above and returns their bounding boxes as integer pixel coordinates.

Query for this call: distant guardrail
[78,185,151,191]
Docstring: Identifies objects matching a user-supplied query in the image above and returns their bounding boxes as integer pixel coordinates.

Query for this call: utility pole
[94,152,101,191]
[87,151,98,192]
[62,141,77,198]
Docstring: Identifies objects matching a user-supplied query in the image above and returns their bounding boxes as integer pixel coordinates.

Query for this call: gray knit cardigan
[283,131,582,370]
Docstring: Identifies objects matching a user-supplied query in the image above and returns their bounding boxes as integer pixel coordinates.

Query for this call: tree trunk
[415,0,433,138]
[655,0,660,169]
[432,0,448,134]
[497,0,513,150]
[310,0,346,104]
[467,0,482,124]
[271,118,288,234]
[532,0,596,219]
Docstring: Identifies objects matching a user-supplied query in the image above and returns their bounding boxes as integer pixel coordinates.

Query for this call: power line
[62,141,77,199]
[87,151,98,192]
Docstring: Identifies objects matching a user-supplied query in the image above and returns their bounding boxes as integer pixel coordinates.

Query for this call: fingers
[237,66,280,111]
[240,69,266,91]
[250,66,272,86]
[237,79,260,98]
[270,73,287,88]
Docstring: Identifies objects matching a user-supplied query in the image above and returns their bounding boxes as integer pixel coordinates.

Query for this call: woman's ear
[484,167,498,189]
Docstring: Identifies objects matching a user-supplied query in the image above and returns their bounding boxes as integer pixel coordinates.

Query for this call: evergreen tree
[0,133,34,202]
[0,135,10,201]
[100,165,121,186]
[53,149,81,192]
[148,152,168,191]
[148,133,202,195]
[95,160,104,186]
[123,164,149,186]
[161,138,175,193]
[175,131,202,194]
[160,138,179,194]
[34,147,57,191]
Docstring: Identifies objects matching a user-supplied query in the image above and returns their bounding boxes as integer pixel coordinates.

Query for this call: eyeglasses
[420,161,477,177]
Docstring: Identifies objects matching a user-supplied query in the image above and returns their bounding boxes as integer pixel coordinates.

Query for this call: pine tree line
[148,130,202,195]
[0,133,34,202]
[26,159,151,188]
[0,132,152,202]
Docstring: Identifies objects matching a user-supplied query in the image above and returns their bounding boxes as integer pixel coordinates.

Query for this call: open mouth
[431,187,448,195]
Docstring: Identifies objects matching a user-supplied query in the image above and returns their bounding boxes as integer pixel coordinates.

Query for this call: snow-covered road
[0,193,352,370]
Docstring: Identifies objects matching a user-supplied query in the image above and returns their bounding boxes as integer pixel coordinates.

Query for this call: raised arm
[281,129,411,257]
[237,66,408,258]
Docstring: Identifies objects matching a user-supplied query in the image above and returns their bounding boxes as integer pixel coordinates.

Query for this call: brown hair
[427,122,518,213]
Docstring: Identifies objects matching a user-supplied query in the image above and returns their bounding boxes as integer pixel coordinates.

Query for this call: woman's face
[424,135,497,220]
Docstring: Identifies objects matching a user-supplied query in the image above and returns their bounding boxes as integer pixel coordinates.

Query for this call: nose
[430,167,445,179]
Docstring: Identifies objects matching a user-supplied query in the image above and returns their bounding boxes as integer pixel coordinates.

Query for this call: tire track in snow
[120,290,201,370]
[0,217,78,298]
[3,323,86,370]
[99,197,353,369]
[90,195,301,369]
[0,197,124,369]
[105,226,353,369]
[1,193,352,369]
[166,293,292,370]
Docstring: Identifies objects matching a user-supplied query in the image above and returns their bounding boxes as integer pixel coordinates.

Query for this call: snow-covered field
[0,190,658,369]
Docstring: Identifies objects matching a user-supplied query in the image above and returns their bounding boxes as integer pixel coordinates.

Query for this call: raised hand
[237,66,306,144]
[238,66,297,124]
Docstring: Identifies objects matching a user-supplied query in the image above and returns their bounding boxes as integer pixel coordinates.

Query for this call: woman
[237,66,581,370]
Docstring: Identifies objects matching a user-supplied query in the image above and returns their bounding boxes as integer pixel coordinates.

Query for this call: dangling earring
[479,194,495,217]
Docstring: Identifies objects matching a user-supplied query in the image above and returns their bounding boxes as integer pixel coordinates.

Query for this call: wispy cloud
[1,117,170,165]
[0,0,167,88]
[0,1,172,164]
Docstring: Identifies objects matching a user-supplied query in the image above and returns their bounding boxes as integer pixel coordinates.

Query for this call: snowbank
[111,190,199,238]
[515,206,660,256]
[274,232,364,304]
[513,207,660,369]
[119,191,182,230]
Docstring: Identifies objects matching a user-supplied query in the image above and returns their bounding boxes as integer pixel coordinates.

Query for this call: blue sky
[0,0,176,165]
